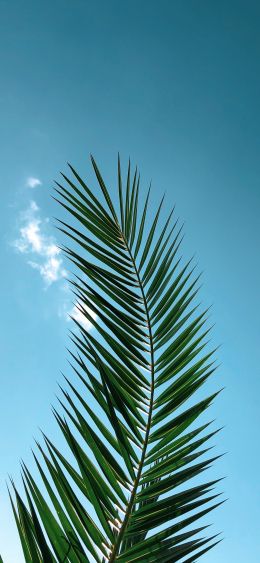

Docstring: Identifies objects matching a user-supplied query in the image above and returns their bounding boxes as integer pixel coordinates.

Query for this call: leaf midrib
[108,235,155,562]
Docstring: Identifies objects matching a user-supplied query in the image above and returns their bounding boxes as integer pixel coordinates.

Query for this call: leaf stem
[108,238,155,561]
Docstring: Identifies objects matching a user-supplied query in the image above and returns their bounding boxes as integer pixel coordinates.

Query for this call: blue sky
[0,0,259,561]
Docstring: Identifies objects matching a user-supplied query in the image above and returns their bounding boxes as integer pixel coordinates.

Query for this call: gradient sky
[0,1,259,561]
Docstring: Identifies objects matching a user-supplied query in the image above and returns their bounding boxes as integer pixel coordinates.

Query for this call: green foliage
[10,156,223,562]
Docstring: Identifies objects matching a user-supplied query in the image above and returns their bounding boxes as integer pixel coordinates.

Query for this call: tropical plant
[9,156,223,562]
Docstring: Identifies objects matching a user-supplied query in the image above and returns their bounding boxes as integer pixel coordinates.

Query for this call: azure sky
[0,1,259,561]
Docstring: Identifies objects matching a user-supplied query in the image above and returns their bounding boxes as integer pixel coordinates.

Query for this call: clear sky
[0,1,259,561]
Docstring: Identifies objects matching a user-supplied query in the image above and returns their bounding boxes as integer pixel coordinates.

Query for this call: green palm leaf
[10,155,223,562]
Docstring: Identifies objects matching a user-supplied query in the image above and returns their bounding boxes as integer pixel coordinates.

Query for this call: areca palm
[9,156,223,562]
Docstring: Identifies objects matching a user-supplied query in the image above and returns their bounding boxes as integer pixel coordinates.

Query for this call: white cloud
[59,299,97,331]
[26,177,42,189]
[12,197,95,332]
[28,200,39,212]
[13,200,66,286]
[69,302,97,331]
[20,219,43,252]
[28,255,66,284]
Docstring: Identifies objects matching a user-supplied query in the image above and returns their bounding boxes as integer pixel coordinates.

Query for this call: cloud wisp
[26,177,42,189]
[13,200,66,286]
[69,302,97,332]
[12,196,96,332]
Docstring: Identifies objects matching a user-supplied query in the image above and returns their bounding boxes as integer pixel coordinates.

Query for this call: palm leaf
[10,156,223,562]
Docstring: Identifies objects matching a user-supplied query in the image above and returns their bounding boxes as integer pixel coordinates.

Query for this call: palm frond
[10,155,223,562]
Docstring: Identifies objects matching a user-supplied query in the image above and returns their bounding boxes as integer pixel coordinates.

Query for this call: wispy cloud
[59,301,97,331]
[26,177,42,189]
[69,302,97,331]
[12,196,96,332]
[13,200,66,286]
[58,292,97,332]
